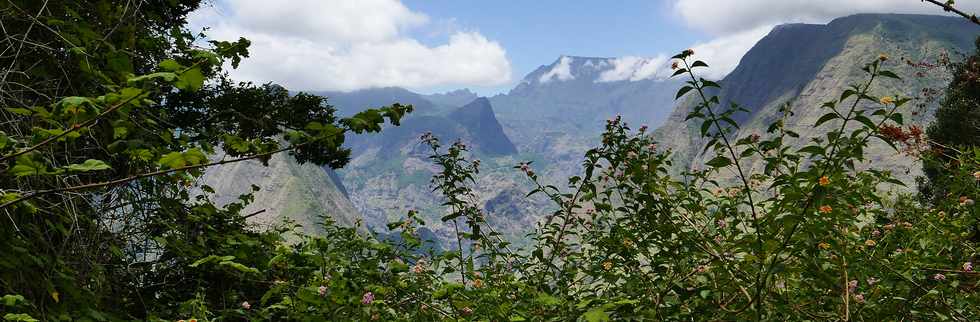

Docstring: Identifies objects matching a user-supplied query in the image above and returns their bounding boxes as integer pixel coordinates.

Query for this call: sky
[188,0,980,96]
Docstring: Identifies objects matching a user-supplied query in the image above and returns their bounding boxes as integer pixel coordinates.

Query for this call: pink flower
[716,218,728,229]
[853,293,865,304]
[461,307,473,315]
[695,265,708,273]
[241,301,251,310]
[933,273,946,281]
[866,277,879,286]
[362,291,375,305]
[318,285,328,297]
[639,124,649,132]
[964,262,974,272]
[847,280,858,293]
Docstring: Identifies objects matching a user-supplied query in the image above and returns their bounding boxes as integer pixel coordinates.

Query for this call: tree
[920,36,980,202]
[0,1,409,319]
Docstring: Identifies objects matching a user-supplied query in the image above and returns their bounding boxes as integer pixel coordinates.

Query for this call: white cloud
[539,56,575,83]
[666,0,980,80]
[597,55,672,82]
[687,25,774,79]
[189,0,511,91]
[673,0,980,35]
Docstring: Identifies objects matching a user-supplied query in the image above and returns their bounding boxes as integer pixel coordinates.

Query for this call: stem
[682,58,766,319]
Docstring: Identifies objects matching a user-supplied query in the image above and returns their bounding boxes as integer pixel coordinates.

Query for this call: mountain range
[201,13,978,247]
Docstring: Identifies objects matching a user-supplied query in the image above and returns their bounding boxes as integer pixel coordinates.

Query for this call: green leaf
[705,156,732,168]
[815,112,839,127]
[65,159,111,172]
[583,308,610,322]
[691,60,708,68]
[878,70,901,79]
[157,152,185,169]
[175,67,205,91]
[158,59,182,72]
[676,86,694,100]
[3,313,39,322]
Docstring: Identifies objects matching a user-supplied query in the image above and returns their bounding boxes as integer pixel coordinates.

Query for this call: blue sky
[188,0,976,96]
[401,0,703,93]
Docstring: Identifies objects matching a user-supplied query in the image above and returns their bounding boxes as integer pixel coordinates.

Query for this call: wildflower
[853,293,865,304]
[639,124,649,132]
[864,239,877,247]
[818,176,830,186]
[871,229,881,237]
[472,278,484,288]
[241,301,251,310]
[974,171,980,180]
[883,223,895,231]
[819,205,833,214]
[960,197,975,206]
[716,218,728,229]
[362,291,375,305]
[623,238,634,248]
[879,96,895,105]
[964,262,974,272]
[901,222,913,229]
[695,265,709,273]
[848,280,858,293]
[371,313,380,321]
[878,53,888,61]
[818,242,831,250]
[867,277,879,286]
[933,273,946,281]
[461,307,474,315]
[602,261,613,271]
[937,211,946,219]
[648,143,657,151]
[683,48,695,57]
[749,133,761,143]
[318,285,328,296]
[671,61,679,70]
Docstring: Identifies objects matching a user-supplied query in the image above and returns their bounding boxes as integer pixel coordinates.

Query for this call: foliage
[0,1,409,320]
[1,1,978,321]
[921,36,980,202]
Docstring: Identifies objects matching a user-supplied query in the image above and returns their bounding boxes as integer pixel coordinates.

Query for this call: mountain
[317,87,438,117]
[200,153,363,235]
[490,55,684,130]
[423,89,479,109]
[449,98,519,155]
[654,14,978,184]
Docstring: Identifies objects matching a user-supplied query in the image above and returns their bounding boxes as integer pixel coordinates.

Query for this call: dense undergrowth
[1,1,979,321]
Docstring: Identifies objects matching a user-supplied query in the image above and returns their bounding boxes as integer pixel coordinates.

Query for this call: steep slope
[491,55,683,130]
[200,153,363,235]
[449,97,519,155]
[654,14,978,185]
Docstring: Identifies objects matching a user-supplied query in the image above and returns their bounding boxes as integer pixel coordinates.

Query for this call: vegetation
[0,0,977,321]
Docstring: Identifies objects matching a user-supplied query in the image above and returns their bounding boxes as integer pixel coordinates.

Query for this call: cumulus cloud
[673,0,980,35]
[686,25,774,79]
[189,0,511,92]
[539,56,576,83]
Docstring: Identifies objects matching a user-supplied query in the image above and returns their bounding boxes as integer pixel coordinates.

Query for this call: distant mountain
[449,98,518,155]
[490,55,684,130]
[200,153,363,235]
[423,89,479,109]
[654,14,978,184]
[316,87,438,117]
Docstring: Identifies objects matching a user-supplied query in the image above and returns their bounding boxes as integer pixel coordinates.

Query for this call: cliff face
[200,153,363,235]
[654,14,978,185]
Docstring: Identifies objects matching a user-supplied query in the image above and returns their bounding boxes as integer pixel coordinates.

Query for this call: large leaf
[65,159,111,172]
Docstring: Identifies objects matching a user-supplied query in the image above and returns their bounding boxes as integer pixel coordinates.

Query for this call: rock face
[200,153,363,235]
[654,14,978,185]
[449,98,518,155]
